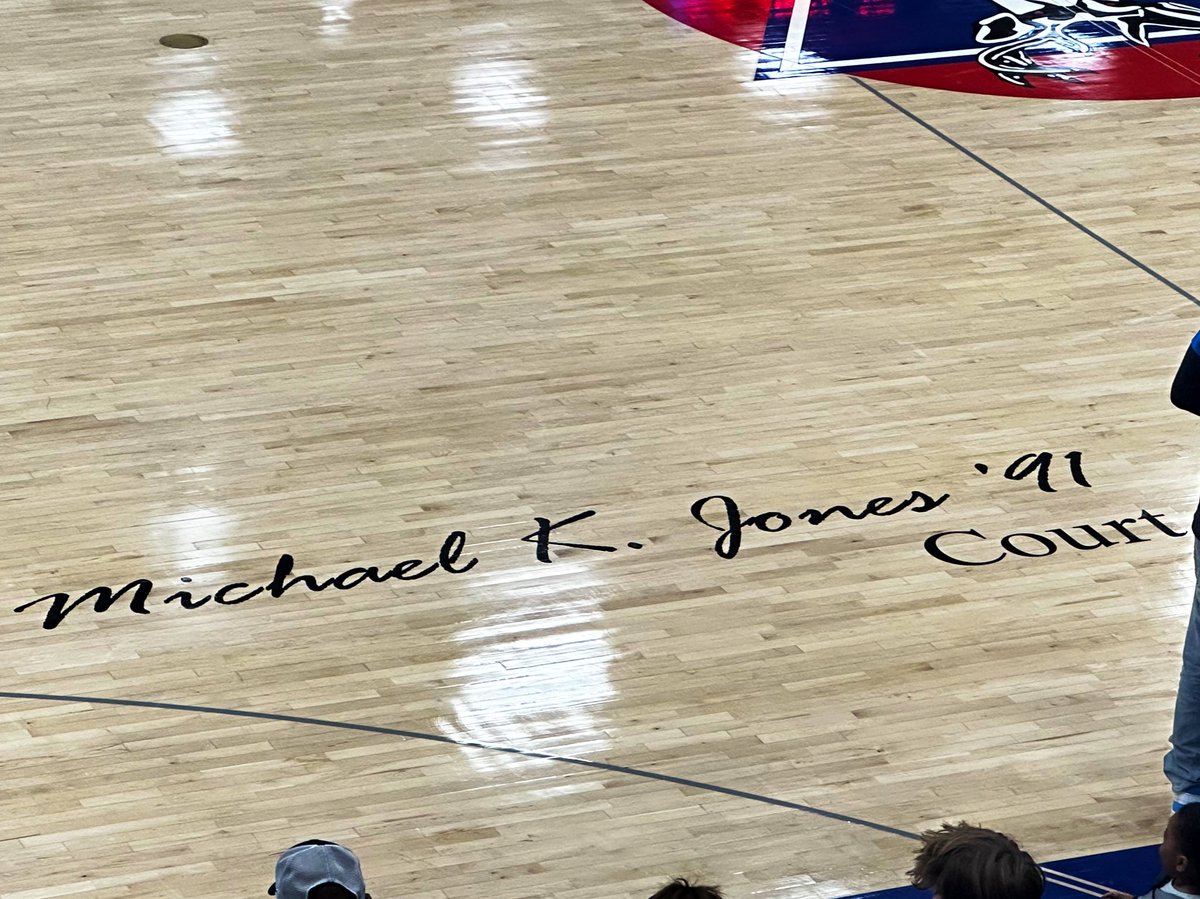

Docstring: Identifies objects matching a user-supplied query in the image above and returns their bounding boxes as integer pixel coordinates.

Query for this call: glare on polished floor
[4,0,1200,897]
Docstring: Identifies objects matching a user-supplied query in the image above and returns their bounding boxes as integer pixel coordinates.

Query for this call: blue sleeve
[1172,330,1200,416]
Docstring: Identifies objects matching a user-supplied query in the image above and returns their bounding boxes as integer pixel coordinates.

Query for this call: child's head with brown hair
[647,878,725,899]
[909,822,1043,899]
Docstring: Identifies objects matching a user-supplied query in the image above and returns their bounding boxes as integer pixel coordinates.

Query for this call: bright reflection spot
[754,71,842,113]
[150,507,233,561]
[452,60,547,130]
[147,90,239,157]
[437,564,615,772]
[319,0,354,38]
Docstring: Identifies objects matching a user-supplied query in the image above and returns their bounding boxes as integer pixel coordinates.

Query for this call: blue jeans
[1166,538,1200,794]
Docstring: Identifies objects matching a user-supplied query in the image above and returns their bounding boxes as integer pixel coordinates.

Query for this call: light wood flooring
[2,1,1200,897]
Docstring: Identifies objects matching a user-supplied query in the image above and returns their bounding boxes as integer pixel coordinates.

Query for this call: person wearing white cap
[268,839,372,899]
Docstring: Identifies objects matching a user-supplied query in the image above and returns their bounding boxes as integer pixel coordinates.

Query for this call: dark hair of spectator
[1177,803,1200,873]
[909,822,1044,899]
[648,877,725,899]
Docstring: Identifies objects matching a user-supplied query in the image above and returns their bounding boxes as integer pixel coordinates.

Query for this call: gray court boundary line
[0,689,1113,894]
[844,74,1170,892]
[0,72,1149,886]
[0,689,914,838]
[848,75,1200,310]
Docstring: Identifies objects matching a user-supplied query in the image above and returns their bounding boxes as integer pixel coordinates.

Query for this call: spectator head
[909,822,1043,899]
[268,840,371,899]
[1162,803,1200,888]
[648,878,725,899]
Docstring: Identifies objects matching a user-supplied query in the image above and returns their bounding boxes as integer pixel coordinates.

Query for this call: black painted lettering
[690,495,746,559]
[387,558,438,580]
[13,525,486,629]
[333,568,372,590]
[439,530,479,574]
[268,555,335,598]
[1000,532,1057,558]
[1139,509,1189,538]
[213,583,264,606]
[909,490,951,512]
[521,510,618,563]
[924,529,1006,566]
[1005,452,1055,493]
[1046,525,1116,551]
[15,578,155,630]
[797,504,857,524]
[800,490,949,525]
[750,512,792,533]
[1065,450,1092,488]
[1104,517,1151,544]
[175,590,213,609]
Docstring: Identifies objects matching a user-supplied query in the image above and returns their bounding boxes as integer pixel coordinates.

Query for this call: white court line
[1043,874,1106,898]
[774,23,1198,74]
[1043,864,1138,893]
[780,0,814,69]
[780,45,978,72]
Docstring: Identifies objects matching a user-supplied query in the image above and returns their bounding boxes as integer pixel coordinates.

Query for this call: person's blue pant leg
[1167,538,1200,795]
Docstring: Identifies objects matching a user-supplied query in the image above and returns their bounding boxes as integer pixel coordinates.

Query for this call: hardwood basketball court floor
[4,0,1200,896]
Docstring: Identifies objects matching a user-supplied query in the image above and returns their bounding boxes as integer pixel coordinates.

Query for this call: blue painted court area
[755,0,1200,95]
[842,845,1159,899]
[799,0,1123,64]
